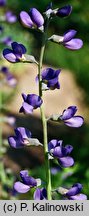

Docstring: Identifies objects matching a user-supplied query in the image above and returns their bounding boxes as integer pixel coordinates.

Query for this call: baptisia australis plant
[3,3,87,200]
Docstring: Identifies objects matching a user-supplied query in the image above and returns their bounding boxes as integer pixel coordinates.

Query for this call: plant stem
[38,32,52,200]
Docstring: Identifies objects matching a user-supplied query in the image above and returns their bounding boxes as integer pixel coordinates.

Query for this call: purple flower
[62,30,83,50]
[0,66,17,87]
[14,170,41,193]
[56,5,72,18]
[48,140,74,168]
[20,8,44,30]
[3,42,27,63]
[19,93,43,114]
[34,188,47,200]
[0,0,6,6]
[41,68,61,90]
[5,11,17,23]
[49,30,83,50]
[8,127,32,148]
[60,106,84,128]
[65,183,87,200]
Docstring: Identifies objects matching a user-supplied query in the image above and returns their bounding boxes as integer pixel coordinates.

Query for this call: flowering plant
[3,2,87,200]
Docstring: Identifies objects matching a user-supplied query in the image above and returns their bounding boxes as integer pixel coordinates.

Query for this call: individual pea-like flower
[48,139,74,168]
[56,5,72,18]
[0,66,17,87]
[8,127,42,148]
[49,29,83,50]
[20,8,44,30]
[60,106,84,127]
[41,68,61,90]
[45,4,72,19]
[0,0,6,6]
[34,188,47,200]
[65,183,87,200]
[19,93,43,114]
[14,170,41,193]
[8,127,32,148]
[3,42,27,63]
[5,11,17,23]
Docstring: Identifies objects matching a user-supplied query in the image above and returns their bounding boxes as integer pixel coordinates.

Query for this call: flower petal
[60,106,77,120]
[57,5,72,18]
[29,8,44,27]
[58,156,74,168]
[20,170,37,186]
[64,39,83,50]
[20,11,33,28]
[8,136,23,148]
[14,181,30,193]
[12,42,26,58]
[69,194,87,200]
[3,49,18,63]
[63,30,77,42]
[66,183,82,196]
[19,102,33,114]
[64,116,84,127]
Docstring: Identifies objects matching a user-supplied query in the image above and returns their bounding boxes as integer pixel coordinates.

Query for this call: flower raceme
[60,106,84,127]
[14,170,41,194]
[49,29,83,50]
[19,93,43,114]
[20,8,44,30]
[48,140,74,168]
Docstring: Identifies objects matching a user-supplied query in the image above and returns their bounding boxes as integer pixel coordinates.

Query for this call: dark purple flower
[8,127,32,148]
[14,170,41,193]
[34,188,47,200]
[65,183,87,200]
[56,5,72,18]
[49,30,83,50]
[0,0,6,6]
[0,66,17,87]
[19,93,43,114]
[48,140,74,168]
[41,68,61,90]
[60,106,84,127]
[3,42,27,63]
[5,11,17,23]
[20,8,44,30]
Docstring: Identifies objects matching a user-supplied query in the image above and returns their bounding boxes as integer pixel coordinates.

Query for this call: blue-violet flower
[14,170,41,193]
[19,93,43,114]
[60,106,84,127]
[48,139,74,168]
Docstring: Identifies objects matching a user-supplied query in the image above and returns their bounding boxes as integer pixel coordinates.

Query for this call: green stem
[38,31,52,200]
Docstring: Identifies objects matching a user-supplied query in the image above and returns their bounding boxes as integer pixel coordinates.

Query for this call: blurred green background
[0,0,89,199]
